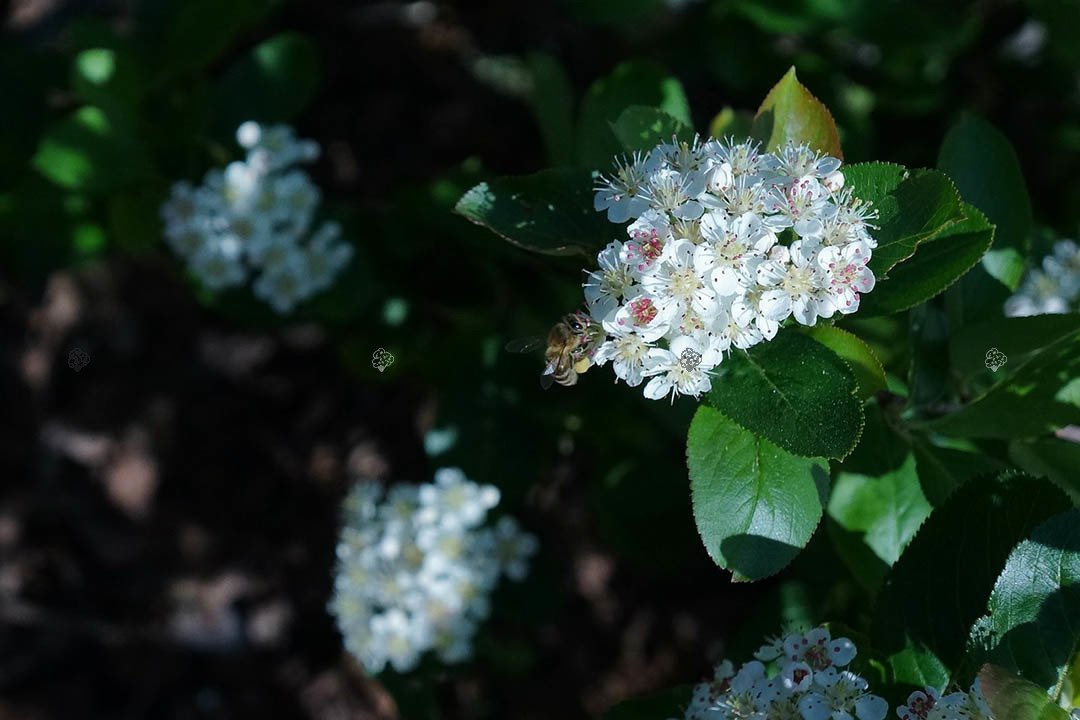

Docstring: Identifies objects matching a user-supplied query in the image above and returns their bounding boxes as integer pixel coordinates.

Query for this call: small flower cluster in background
[1005,239,1080,317]
[329,468,538,674]
[895,683,996,720]
[589,138,878,401]
[680,626,887,720]
[160,122,354,313]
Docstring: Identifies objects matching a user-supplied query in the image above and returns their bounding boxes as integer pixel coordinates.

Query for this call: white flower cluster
[1004,239,1080,317]
[588,138,878,401]
[895,682,996,720]
[160,122,354,313]
[679,626,888,720]
[328,468,538,674]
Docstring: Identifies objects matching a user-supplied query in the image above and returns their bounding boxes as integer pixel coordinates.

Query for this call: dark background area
[0,0,1077,718]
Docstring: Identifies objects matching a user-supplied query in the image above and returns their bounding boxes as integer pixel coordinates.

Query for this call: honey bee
[506,311,605,389]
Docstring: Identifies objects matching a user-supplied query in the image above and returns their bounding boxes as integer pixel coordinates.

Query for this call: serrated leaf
[454,168,611,256]
[577,61,691,169]
[843,163,967,277]
[688,406,829,582]
[978,510,1080,696]
[706,331,863,459]
[938,114,1032,291]
[803,326,885,401]
[611,105,692,153]
[829,453,931,567]
[924,328,1080,438]
[978,664,1071,720]
[1009,438,1080,507]
[872,472,1069,687]
[858,202,994,316]
[751,67,842,157]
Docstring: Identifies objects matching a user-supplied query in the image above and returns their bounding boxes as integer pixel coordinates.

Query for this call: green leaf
[978,664,1071,720]
[751,67,842,158]
[843,163,967,277]
[706,331,863,459]
[911,438,1002,507]
[611,106,692,154]
[454,168,611,256]
[948,313,1080,389]
[213,32,320,133]
[688,406,829,581]
[829,453,931,567]
[938,114,1032,290]
[924,328,1080,438]
[33,106,148,193]
[1009,438,1080,507]
[154,0,280,78]
[803,326,886,401]
[709,106,754,141]
[978,510,1080,696]
[601,685,693,719]
[577,61,691,169]
[525,53,576,167]
[872,472,1069,687]
[858,202,994,316]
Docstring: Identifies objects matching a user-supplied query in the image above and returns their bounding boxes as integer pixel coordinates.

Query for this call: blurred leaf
[844,163,966,277]
[938,114,1032,290]
[751,67,842,158]
[872,472,1069,687]
[611,106,692,153]
[977,510,1080,695]
[1009,438,1080,507]
[33,106,149,193]
[688,406,829,581]
[911,438,1001,507]
[979,664,1071,720]
[924,328,1080,438]
[907,302,950,409]
[709,106,754,140]
[454,168,610,256]
[947,313,1080,390]
[213,32,320,133]
[72,46,144,114]
[565,0,666,30]
[601,685,693,719]
[577,61,691,168]
[859,202,993,317]
[156,0,280,78]
[706,331,863,459]
[803,326,886,401]
[525,53,576,167]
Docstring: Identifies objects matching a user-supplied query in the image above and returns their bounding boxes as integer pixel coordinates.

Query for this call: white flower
[896,687,940,720]
[780,626,857,671]
[330,469,535,674]
[595,153,651,222]
[583,137,879,401]
[592,325,653,387]
[757,241,829,326]
[585,240,636,318]
[642,333,722,402]
[799,668,888,720]
[160,121,353,313]
[818,240,876,316]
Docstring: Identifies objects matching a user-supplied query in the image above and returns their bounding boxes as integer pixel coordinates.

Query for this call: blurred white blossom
[1005,239,1080,317]
[161,122,353,313]
[589,138,879,402]
[328,469,537,674]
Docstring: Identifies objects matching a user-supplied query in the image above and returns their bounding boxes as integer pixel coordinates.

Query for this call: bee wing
[505,335,546,354]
